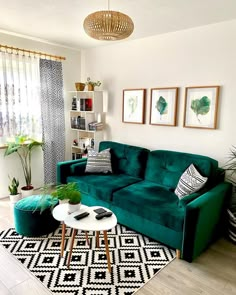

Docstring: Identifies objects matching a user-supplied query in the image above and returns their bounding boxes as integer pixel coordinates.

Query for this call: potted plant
[4,135,43,197]
[224,145,236,184]
[223,145,236,243]
[51,182,82,213]
[85,77,101,91]
[8,176,21,204]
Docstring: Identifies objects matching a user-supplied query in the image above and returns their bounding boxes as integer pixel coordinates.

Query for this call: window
[0,52,42,145]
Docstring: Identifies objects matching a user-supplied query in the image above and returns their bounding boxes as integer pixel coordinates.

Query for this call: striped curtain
[40,59,65,184]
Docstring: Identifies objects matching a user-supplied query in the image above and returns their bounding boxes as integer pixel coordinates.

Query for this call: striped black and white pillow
[175,164,208,199]
[85,148,112,174]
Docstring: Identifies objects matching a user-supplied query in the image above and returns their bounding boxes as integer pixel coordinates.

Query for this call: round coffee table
[52,203,89,257]
[65,206,117,272]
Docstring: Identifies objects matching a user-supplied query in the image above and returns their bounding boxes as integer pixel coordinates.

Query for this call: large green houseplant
[224,145,236,185]
[4,136,43,195]
[223,146,236,243]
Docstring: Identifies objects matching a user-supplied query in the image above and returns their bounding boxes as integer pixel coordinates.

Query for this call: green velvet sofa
[57,141,231,262]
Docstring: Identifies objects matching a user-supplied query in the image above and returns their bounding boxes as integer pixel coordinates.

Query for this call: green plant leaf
[51,182,82,203]
[128,96,138,115]
[223,145,236,183]
[156,96,168,116]
[191,96,211,121]
[4,136,43,187]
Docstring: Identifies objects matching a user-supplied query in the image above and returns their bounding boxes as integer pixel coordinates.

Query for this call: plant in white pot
[51,182,82,213]
[8,176,21,204]
[4,136,43,197]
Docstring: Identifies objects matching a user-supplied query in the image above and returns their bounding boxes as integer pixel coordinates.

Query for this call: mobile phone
[94,208,107,214]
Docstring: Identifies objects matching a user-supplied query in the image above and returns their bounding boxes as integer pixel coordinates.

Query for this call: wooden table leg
[60,222,66,257]
[67,229,77,268]
[103,230,111,272]
[85,231,90,246]
[96,231,100,248]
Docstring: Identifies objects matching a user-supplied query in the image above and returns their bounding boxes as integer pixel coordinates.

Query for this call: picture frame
[183,86,220,129]
[150,87,178,126]
[122,89,146,124]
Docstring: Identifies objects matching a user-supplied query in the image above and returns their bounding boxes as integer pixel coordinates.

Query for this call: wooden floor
[0,198,235,295]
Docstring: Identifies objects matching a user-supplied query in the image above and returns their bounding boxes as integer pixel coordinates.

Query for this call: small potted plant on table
[8,177,20,204]
[51,182,82,213]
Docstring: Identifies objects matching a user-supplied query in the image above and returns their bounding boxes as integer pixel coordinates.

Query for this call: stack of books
[88,121,103,131]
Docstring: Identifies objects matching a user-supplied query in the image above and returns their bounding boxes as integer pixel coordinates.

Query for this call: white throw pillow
[85,148,112,174]
[175,164,208,199]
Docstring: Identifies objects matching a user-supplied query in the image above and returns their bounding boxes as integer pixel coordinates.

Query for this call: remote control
[74,212,90,220]
[94,208,107,214]
[95,211,113,220]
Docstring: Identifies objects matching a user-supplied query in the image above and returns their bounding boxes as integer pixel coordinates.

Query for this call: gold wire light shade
[83,10,134,41]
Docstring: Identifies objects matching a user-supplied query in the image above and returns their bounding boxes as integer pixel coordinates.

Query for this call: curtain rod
[0,44,66,61]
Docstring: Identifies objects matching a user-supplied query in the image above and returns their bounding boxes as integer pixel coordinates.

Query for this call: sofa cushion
[67,174,142,202]
[145,150,218,189]
[85,148,112,174]
[99,141,149,178]
[175,164,208,199]
[112,180,185,231]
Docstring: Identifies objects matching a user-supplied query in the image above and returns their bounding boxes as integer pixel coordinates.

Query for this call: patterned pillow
[175,164,208,199]
[85,148,112,174]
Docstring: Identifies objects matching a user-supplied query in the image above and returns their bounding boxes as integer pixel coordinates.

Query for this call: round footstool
[14,195,60,237]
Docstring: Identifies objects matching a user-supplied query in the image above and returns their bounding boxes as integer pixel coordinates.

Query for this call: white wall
[0,32,81,197]
[1,19,236,197]
[81,19,236,166]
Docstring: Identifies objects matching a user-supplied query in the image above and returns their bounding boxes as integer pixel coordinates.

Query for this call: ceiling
[0,0,236,50]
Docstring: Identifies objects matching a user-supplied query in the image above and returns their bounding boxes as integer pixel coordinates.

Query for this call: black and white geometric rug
[0,224,175,295]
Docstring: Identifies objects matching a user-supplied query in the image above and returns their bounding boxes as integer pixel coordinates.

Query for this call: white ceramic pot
[21,186,34,198]
[9,194,21,204]
[68,202,81,214]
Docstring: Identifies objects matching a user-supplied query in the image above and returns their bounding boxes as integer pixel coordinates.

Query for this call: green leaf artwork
[156,96,168,119]
[128,96,138,117]
[191,96,211,123]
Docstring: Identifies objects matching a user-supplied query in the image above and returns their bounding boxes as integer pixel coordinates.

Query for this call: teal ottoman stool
[14,195,60,237]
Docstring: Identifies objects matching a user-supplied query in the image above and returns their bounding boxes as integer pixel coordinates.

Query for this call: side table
[52,203,89,257]
[65,206,117,272]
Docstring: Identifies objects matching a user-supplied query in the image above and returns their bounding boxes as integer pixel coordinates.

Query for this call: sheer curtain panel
[40,59,65,185]
[0,52,41,144]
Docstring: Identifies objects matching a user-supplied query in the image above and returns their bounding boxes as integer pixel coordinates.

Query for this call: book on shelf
[80,98,93,111]
[88,121,103,131]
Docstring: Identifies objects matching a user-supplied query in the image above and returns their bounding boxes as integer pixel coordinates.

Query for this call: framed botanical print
[122,89,146,124]
[183,86,220,129]
[150,87,178,126]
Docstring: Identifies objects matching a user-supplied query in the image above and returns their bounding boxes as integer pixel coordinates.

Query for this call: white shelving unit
[69,90,107,159]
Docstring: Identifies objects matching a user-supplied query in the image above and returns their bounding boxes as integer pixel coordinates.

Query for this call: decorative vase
[75,82,85,91]
[87,84,94,91]
[71,96,77,110]
[68,202,81,214]
[21,186,34,198]
[9,193,21,204]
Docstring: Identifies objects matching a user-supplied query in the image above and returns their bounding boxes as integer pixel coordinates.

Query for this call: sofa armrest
[56,158,87,184]
[178,192,200,207]
[182,182,231,262]
[70,161,87,175]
